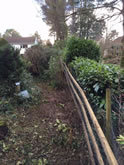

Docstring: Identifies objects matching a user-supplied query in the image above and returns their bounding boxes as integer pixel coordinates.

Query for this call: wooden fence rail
[61,61,118,165]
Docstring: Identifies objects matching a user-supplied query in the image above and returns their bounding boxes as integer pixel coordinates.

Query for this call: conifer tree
[37,0,68,40]
[0,39,30,96]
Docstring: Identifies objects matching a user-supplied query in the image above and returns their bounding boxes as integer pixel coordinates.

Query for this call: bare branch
[65,0,121,20]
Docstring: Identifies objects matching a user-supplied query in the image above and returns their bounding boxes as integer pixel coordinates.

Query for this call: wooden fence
[61,61,118,165]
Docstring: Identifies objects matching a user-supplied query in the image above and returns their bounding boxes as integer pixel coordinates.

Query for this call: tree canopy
[3,29,21,38]
[68,0,106,40]
[40,0,68,40]
[36,0,106,40]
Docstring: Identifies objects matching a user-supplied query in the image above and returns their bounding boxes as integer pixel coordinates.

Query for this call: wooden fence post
[106,88,112,145]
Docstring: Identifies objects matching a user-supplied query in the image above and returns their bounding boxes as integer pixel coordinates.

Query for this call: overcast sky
[0,0,123,41]
[0,0,52,41]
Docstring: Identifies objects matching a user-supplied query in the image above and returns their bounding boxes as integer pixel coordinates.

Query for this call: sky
[95,4,123,37]
[0,0,53,41]
[0,0,123,42]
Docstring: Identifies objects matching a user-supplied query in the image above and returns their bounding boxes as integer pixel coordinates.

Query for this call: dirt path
[0,82,90,165]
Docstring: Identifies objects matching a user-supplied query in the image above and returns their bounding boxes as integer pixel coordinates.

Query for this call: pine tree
[0,39,30,96]
[40,0,68,40]
[68,0,106,39]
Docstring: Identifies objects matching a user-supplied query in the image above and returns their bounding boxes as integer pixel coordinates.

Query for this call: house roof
[113,36,123,44]
[4,36,36,45]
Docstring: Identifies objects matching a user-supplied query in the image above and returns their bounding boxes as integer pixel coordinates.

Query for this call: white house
[4,36,38,54]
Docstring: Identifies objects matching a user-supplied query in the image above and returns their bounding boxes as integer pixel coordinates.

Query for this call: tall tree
[36,0,68,40]
[3,29,21,38]
[67,0,106,40]
[67,0,79,34]
[121,0,124,68]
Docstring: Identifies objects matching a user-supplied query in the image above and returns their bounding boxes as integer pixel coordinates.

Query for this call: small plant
[52,119,70,146]
[54,119,69,133]
[116,135,124,145]
[53,119,80,149]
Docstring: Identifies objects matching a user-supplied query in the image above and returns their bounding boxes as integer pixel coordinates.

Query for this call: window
[21,45,28,48]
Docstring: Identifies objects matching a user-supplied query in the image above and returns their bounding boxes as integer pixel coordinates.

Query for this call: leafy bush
[0,38,9,47]
[70,57,123,111]
[64,36,100,63]
[54,39,67,49]
[24,45,58,79]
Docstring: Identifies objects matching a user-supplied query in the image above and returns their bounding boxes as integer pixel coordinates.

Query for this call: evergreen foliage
[0,39,32,96]
[68,0,105,39]
[0,46,24,81]
[65,36,100,63]
[48,54,63,87]
[0,38,9,47]
[40,0,67,40]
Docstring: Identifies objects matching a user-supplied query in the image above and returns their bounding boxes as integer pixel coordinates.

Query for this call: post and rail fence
[60,60,119,165]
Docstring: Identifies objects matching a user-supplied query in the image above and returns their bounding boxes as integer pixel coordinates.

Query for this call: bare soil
[0,82,90,165]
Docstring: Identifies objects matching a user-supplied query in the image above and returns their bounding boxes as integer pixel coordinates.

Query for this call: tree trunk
[121,0,124,68]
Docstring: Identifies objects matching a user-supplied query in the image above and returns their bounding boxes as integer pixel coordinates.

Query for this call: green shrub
[0,47,24,80]
[65,36,100,63]
[70,57,122,111]
[0,38,9,47]
[48,53,66,88]
[54,39,67,49]
[24,45,58,80]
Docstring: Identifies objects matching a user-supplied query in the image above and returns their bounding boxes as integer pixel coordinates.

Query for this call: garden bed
[0,82,89,165]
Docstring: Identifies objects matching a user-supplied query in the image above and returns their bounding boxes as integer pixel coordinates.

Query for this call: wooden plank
[65,69,104,165]
[63,62,118,165]
[82,120,96,165]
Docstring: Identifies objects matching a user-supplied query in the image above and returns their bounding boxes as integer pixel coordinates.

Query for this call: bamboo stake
[62,62,118,165]
[65,68,104,165]
[64,68,96,165]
